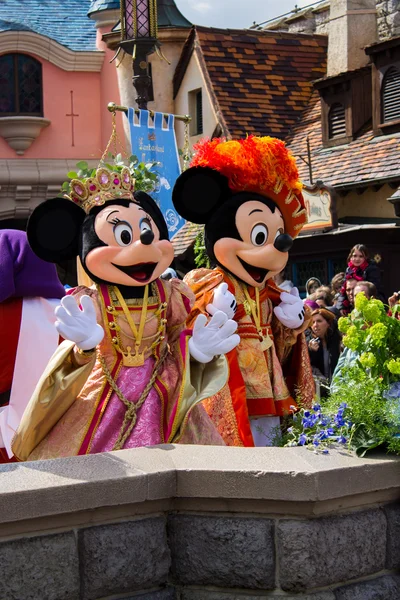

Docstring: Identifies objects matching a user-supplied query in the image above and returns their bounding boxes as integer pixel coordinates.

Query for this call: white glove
[206,282,237,320]
[189,310,240,363]
[273,287,305,329]
[55,295,104,351]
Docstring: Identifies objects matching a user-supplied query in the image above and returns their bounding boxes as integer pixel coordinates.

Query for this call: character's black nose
[140,229,154,245]
[274,233,293,252]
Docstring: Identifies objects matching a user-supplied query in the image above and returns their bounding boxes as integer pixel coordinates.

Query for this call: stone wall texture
[1,505,399,599]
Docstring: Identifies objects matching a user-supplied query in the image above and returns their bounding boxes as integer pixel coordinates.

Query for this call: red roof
[287,92,400,188]
[174,25,328,139]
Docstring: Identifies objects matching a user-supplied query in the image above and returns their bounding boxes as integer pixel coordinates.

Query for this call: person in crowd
[273,268,294,292]
[337,277,358,315]
[305,277,322,298]
[304,298,319,312]
[337,244,385,314]
[330,272,345,305]
[331,281,378,391]
[353,281,377,300]
[388,290,400,319]
[314,286,334,308]
[306,308,341,396]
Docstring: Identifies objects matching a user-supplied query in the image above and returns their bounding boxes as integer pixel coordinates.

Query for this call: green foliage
[61,153,160,196]
[285,293,400,456]
[193,229,210,269]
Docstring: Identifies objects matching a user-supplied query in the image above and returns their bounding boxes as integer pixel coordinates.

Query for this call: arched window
[0,53,43,116]
[328,103,346,139]
[382,66,400,124]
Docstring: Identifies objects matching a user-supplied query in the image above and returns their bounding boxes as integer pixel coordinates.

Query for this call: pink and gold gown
[13,278,227,461]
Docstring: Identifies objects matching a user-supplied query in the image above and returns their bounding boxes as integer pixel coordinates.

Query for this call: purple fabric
[304,299,319,311]
[0,229,65,302]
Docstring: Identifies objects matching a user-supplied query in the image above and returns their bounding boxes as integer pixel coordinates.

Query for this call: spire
[88,0,192,28]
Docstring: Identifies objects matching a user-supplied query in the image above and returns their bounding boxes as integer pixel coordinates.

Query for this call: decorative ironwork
[0,53,42,116]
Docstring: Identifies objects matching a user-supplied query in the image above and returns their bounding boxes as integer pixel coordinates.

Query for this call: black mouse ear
[172,166,231,224]
[27,197,85,263]
[133,190,169,240]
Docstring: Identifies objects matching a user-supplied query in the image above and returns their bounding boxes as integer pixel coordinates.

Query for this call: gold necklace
[113,285,149,367]
[242,284,273,351]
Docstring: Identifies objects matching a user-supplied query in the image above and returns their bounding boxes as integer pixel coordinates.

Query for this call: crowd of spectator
[276,244,399,398]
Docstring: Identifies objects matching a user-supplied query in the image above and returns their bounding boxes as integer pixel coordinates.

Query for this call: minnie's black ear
[172,166,231,224]
[27,197,85,263]
[134,190,169,240]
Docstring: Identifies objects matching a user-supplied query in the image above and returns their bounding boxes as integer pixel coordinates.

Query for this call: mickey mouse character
[12,166,239,461]
[173,136,314,447]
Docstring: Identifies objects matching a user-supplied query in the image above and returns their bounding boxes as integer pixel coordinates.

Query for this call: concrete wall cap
[0,446,399,524]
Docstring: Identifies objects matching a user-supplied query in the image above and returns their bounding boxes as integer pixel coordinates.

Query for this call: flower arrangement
[285,293,400,456]
[61,153,159,197]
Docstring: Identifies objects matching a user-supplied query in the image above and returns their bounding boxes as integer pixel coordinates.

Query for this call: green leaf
[67,171,78,179]
[61,182,70,191]
[76,161,88,170]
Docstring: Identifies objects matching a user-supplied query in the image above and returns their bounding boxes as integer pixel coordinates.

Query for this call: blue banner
[127,108,184,238]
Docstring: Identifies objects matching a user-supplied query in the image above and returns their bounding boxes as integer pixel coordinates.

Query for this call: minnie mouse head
[172,136,307,288]
[27,167,174,290]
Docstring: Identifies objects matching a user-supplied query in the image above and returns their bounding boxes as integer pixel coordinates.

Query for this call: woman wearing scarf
[336,244,385,315]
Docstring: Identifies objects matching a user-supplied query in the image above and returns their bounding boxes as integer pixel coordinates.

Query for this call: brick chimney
[327,0,378,76]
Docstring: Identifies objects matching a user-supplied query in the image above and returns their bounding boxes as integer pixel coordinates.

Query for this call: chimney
[327,0,377,76]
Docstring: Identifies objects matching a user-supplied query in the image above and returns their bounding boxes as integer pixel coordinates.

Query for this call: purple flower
[299,433,307,446]
[322,449,329,454]
[313,404,321,411]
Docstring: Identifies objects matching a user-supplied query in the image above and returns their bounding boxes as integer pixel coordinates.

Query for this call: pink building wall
[0,41,123,160]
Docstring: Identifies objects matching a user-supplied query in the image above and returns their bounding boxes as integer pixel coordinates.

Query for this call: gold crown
[67,167,135,214]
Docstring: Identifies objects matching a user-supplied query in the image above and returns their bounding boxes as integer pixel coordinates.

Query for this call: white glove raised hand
[55,295,104,351]
[189,310,240,364]
[273,287,305,329]
[206,282,237,320]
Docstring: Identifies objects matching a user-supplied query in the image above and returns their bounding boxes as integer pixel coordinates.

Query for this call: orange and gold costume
[184,268,314,447]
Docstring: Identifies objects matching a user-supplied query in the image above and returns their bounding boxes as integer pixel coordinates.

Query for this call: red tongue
[248,267,261,282]
[132,269,148,281]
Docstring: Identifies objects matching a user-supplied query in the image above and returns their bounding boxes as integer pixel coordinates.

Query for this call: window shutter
[196,90,203,135]
[382,67,400,123]
[328,103,346,138]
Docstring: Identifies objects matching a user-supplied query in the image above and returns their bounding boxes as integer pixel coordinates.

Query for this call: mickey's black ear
[172,166,231,224]
[27,197,85,263]
[134,190,169,240]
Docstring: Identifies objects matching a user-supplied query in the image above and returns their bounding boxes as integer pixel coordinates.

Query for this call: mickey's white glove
[206,282,237,320]
[55,295,104,351]
[189,310,240,363]
[273,287,305,329]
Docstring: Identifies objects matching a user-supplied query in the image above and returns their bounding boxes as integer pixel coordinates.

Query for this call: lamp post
[118,0,159,110]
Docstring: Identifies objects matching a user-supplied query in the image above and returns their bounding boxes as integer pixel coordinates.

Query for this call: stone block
[384,503,400,569]
[278,509,386,592]
[124,589,176,600]
[0,532,79,600]
[335,575,400,600]
[168,515,275,589]
[81,518,170,600]
[181,591,334,600]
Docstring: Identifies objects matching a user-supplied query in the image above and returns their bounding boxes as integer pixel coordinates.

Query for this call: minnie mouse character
[12,166,239,461]
[173,136,314,446]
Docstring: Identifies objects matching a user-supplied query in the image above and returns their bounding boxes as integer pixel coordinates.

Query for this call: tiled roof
[0,1,98,52]
[171,221,202,256]
[287,91,400,188]
[174,26,327,139]
[88,0,120,16]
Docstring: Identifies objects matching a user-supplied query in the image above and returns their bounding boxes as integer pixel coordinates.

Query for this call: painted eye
[274,228,284,241]
[114,222,133,246]
[251,223,268,246]
[140,217,152,234]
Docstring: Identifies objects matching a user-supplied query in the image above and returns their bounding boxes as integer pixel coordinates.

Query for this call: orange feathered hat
[189,135,308,238]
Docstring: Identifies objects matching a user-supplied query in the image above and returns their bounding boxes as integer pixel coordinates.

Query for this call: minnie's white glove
[189,310,240,363]
[55,295,104,351]
[273,287,305,329]
[206,282,237,320]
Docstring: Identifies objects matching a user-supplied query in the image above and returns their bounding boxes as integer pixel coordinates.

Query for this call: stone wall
[0,446,399,599]
[376,0,400,40]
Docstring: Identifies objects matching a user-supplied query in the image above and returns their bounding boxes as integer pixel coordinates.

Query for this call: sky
[175,0,314,30]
